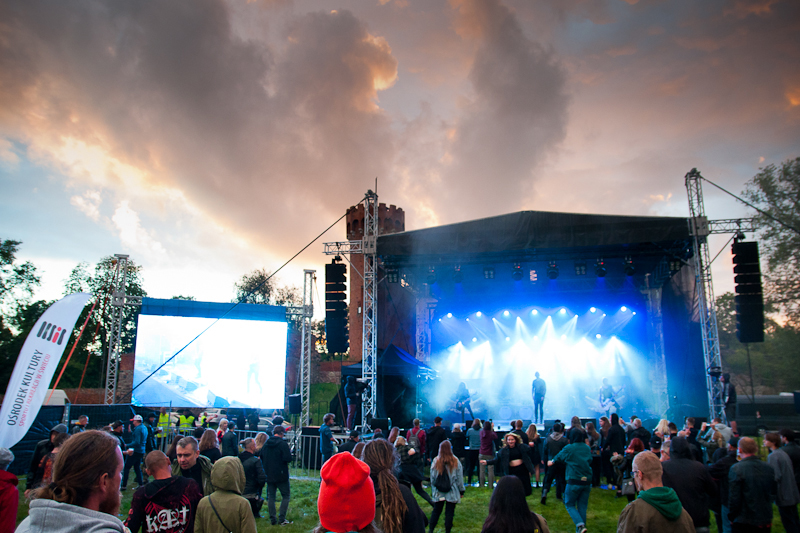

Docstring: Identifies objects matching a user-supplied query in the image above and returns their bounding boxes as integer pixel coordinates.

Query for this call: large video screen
[133,307,288,409]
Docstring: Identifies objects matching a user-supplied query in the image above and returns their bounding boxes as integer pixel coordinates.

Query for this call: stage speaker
[544,419,559,431]
[288,394,302,415]
[692,416,708,427]
[325,261,349,354]
[580,417,597,429]
[732,241,764,343]
[369,418,391,432]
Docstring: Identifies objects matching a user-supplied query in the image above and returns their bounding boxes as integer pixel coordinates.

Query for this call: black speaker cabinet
[288,394,302,415]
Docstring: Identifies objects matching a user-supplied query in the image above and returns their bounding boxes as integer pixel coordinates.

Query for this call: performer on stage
[452,382,475,423]
[599,378,621,417]
[344,376,369,430]
[531,372,546,424]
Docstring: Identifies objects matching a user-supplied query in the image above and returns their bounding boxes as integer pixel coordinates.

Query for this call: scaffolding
[104,254,142,405]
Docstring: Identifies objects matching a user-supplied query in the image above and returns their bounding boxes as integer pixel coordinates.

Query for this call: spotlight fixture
[559,308,567,315]
[590,307,597,313]
[574,261,587,276]
[446,312,453,318]
[595,258,607,278]
[621,306,628,312]
[669,259,682,272]
[532,309,538,315]
[426,266,436,284]
[476,311,482,317]
[511,262,524,281]
[484,266,495,279]
[453,265,463,284]
[503,310,510,317]
[386,267,399,283]
[505,337,510,341]
[547,261,559,280]
[472,337,477,342]
[623,255,635,276]
[596,334,602,339]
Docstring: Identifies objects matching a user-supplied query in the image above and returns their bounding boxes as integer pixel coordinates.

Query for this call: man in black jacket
[708,436,739,533]
[338,430,360,454]
[542,422,569,504]
[782,429,800,495]
[630,419,651,450]
[427,417,447,463]
[662,437,717,532]
[344,376,369,430]
[239,438,267,518]
[729,437,776,531]
[262,425,293,526]
[26,423,68,489]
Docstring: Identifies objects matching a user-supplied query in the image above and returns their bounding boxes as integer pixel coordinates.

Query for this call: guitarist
[451,382,475,422]
[599,378,621,417]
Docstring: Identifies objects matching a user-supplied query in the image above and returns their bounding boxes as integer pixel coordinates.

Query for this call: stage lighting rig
[624,256,635,276]
[453,265,463,284]
[386,266,399,283]
[595,258,607,277]
[574,261,587,276]
[511,263,524,281]
[426,266,436,284]
[484,266,495,279]
[547,261,559,279]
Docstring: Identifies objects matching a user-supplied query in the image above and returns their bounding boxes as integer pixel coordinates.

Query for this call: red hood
[0,469,18,486]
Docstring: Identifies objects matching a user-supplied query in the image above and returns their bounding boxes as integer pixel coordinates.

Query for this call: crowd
[5,409,800,533]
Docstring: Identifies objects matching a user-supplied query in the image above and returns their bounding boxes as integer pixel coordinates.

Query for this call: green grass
[15,474,789,533]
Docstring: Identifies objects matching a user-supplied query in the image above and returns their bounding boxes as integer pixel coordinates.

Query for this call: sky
[1,0,798,319]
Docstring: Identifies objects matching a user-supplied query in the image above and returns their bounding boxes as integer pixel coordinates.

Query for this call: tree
[171,295,196,300]
[0,238,40,320]
[234,268,301,307]
[743,157,800,326]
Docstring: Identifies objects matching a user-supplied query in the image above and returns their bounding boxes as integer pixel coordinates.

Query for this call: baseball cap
[111,420,124,429]
[130,414,143,422]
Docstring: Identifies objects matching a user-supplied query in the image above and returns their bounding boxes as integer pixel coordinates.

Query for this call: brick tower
[345,203,405,361]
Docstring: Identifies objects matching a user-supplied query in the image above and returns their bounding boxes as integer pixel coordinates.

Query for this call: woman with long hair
[165,434,182,462]
[352,441,366,460]
[611,437,644,501]
[465,418,482,486]
[198,428,221,463]
[395,436,434,506]
[216,418,229,443]
[362,438,427,533]
[481,475,550,533]
[480,433,535,496]
[654,419,670,438]
[585,422,602,486]
[388,427,400,445]
[526,424,543,488]
[254,432,268,453]
[479,420,498,488]
[430,440,465,533]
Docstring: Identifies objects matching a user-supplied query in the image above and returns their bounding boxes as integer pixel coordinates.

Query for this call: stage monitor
[132,298,288,409]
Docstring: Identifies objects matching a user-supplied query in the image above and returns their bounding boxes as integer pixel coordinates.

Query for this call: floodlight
[503,310,510,317]
[512,262,524,281]
[575,261,587,276]
[547,261,559,280]
[595,258,607,277]
[484,267,495,279]
[590,307,597,313]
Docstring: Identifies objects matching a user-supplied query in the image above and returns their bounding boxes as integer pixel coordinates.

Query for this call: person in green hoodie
[194,456,257,533]
[617,451,695,533]
[549,431,593,533]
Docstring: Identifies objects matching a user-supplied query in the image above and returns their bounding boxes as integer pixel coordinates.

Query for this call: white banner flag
[0,292,92,449]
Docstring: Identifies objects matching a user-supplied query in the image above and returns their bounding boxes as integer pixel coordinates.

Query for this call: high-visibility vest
[178,415,195,429]
[158,413,170,431]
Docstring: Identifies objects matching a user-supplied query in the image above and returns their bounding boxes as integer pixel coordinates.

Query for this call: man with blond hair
[617,451,695,532]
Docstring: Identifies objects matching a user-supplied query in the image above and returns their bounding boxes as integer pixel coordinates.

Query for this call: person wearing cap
[122,414,148,490]
[339,430,361,454]
[27,422,68,490]
[313,451,379,533]
[71,414,89,434]
[109,421,128,452]
[0,447,19,533]
[194,456,257,533]
[145,412,159,453]
[708,436,740,533]
[262,425,293,526]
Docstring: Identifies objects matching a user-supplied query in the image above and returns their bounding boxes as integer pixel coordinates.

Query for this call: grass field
[15,474,789,533]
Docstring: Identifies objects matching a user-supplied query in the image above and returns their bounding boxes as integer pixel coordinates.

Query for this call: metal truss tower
[105,254,142,405]
[297,270,315,427]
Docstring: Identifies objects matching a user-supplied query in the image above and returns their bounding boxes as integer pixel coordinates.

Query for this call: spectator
[193,427,205,441]
[121,414,148,490]
[374,428,386,440]
[194,456,257,533]
[541,422,568,503]
[157,407,171,446]
[17,431,126,533]
[200,428,222,464]
[395,436,434,506]
[109,420,127,452]
[430,440,465,533]
[178,409,197,431]
[320,413,337,465]
[630,419,651,450]
[427,417,447,463]
[611,437,645,501]
[729,437,776,532]
[28,432,69,494]
[617,451,695,533]
[667,422,679,439]
[339,430,361,454]
[247,410,260,432]
[262,425,293,526]
[465,419,482,486]
[527,424,544,489]
[238,438,266,518]
[720,374,737,434]
[217,419,229,444]
[661,436,717,532]
[407,418,428,458]
[352,442,366,460]
[512,420,530,445]
[450,424,467,464]
[549,430,593,533]
[697,428,726,464]
[71,414,89,434]
[145,412,158,454]
[765,432,800,533]
[706,417,734,446]
[481,433,535,496]
[27,423,68,490]
[314,452,378,533]
[481,475,550,533]
[781,429,800,495]
[388,427,400,445]
[567,417,587,444]
[603,414,627,489]
[125,451,203,533]
[362,438,427,533]
[0,448,19,533]
[221,423,238,458]
[345,375,370,430]
[708,436,740,533]
[479,420,498,488]
[166,434,182,463]
[172,436,214,496]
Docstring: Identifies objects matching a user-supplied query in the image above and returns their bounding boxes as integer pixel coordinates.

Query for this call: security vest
[178,415,195,429]
[158,413,170,431]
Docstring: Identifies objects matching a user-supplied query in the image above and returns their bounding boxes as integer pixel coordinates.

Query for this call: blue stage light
[596,334,601,339]
[602,313,607,317]
[632,311,637,315]
[476,311,482,317]
[472,337,477,342]
[621,306,628,312]
[590,307,597,313]
[559,308,567,315]
[446,313,453,318]
[503,310,510,317]
[505,337,510,341]
[532,309,538,315]
[466,318,470,322]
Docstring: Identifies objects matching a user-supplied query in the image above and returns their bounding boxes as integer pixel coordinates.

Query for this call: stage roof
[377,210,693,267]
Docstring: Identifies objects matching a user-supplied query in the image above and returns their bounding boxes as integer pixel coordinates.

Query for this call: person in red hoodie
[125,451,203,533]
[406,418,427,457]
[0,447,19,533]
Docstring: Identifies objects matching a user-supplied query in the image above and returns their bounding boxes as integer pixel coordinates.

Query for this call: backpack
[434,468,452,492]
[407,431,421,450]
